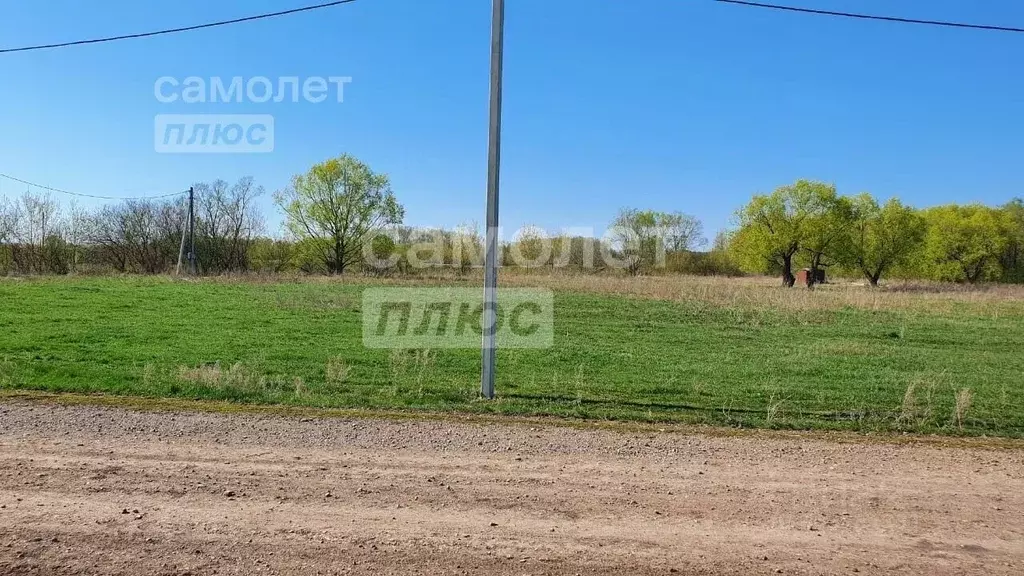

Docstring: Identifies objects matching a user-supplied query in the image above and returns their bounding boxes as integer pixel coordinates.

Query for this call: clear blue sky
[1,0,1023,240]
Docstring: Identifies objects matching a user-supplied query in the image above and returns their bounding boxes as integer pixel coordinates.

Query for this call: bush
[665,250,744,277]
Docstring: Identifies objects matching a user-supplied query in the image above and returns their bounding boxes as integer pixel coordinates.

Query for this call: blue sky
[1,0,1023,240]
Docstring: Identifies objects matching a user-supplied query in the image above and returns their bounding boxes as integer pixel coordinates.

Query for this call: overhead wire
[0,173,188,201]
[0,2,365,198]
[715,0,1024,34]
[0,0,360,54]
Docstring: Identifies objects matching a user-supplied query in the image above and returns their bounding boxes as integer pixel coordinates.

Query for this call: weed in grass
[691,378,705,398]
[386,349,435,399]
[766,391,785,426]
[388,349,409,371]
[954,389,973,431]
[899,374,945,429]
[178,364,223,387]
[387,349,409,397]
[223,363,267,393]
[178,362,267,394]
[573,364,586,405]
[411,349,434,399]
[0,357,15,388]
[294,377,309,398]
[325,356,351,387]
[899,381,933,427]
[142,363,157,388]
[899,382,919,425]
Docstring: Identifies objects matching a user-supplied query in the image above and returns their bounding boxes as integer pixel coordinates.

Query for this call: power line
[0,173,188,201]
[716,0,1024,34]
[0,0,360,54]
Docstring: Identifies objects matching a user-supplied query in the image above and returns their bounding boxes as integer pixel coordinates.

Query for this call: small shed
[796,268,826,287]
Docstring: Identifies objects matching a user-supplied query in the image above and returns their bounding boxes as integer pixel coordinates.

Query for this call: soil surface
[1,401,1022,575]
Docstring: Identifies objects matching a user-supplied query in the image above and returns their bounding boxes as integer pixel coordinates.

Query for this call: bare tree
[9,192,61,273]
[0,196,19,273]
[88,204,133,272]
[125,200,167,273]
[87,200,179,273]
[0,196,16,243]
[193,177,264,273]
[63,201,91,274]
[611,208,706,275]
[660,212,706,253]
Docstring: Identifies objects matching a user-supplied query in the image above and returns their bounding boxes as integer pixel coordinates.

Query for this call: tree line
[729,180,1024,286]
[0,178,264,275]
[0,154,725,277]
[1,159,1022,285]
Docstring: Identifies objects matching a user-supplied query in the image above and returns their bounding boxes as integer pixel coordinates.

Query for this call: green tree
[274,154,404,274]
[842,195,926,287]
[798,185,854,286]
[610,209,658,275]
[999,198,1024,282]
[731,180,834,287]
[922,204,1008,283]
[510,225,550,268]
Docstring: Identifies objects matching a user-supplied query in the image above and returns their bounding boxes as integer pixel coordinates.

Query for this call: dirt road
[1,401,1021,575]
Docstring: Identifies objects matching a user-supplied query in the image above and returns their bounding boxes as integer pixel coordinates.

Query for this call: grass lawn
[1,276,1023,436]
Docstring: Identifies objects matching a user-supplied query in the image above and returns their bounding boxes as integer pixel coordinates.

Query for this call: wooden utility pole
[175,211,187,275]
[187,186,196,275]
[481,0,505,400]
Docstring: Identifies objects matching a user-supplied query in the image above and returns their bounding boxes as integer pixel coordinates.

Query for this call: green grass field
[2,276,1023,436]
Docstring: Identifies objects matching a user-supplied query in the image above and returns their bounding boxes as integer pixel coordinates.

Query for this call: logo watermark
[360,225,679,273]
[155,114,274,154]
[362,288,554,349]
[151,75,350,153]
[154,76,352,104]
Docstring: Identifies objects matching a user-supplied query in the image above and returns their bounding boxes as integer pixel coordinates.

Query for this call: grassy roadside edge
[3,389,1022,451]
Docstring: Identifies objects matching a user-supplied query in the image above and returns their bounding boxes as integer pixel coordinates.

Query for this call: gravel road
[1,401,1022,575]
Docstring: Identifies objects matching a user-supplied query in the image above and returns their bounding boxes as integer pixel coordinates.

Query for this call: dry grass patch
[954,389,974,430]
[765,391,786,426]
[182,271,1024,315]
[178,362,268,393]
[503,274,1024,315]
[177,364,222,387]
[386,349,435,398]
[897,376,944,428]
[899,381,930,427]
[0,357,16,387]
[325,357,351,386]
[293,377,309,398]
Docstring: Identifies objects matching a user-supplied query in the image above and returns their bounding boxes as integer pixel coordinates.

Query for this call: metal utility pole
[187,186,196,275]
[481,0,505,400]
